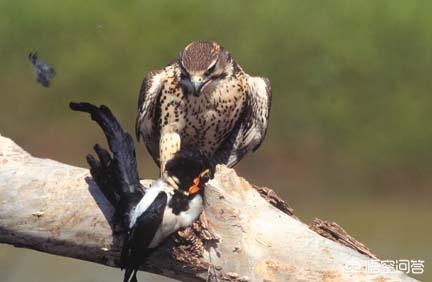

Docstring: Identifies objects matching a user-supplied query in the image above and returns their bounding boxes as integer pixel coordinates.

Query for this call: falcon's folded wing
[212,76,272,167]
[135,70,168,167]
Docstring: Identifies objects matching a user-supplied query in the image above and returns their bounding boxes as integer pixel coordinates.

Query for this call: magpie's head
[163,150,213,196]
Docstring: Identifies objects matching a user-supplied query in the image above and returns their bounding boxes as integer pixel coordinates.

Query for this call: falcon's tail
[70,102,144,218]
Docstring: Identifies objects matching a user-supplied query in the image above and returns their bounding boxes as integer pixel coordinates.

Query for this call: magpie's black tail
[123,268,138,282]
[70,102,143,218]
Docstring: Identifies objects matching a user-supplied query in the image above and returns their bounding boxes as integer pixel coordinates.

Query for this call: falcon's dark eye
[205,64,216,76]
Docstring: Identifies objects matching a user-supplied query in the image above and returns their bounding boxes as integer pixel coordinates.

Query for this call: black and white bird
[121,152,210,282]
[70,102,212,282]
[136,41,272,175]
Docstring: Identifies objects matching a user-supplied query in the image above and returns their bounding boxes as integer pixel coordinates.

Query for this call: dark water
[0,0,431,281]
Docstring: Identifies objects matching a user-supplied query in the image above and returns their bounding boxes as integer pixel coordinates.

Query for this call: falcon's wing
[135,70,168,167]
[213,76,272,167]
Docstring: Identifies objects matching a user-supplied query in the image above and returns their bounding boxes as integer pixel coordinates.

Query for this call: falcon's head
[179,41,233,96]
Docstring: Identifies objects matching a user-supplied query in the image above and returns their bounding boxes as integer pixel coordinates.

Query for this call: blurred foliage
[0,1,431,281]
[0,0,431,193]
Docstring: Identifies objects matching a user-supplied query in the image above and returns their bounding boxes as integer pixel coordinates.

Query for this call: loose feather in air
[28,51,56,87]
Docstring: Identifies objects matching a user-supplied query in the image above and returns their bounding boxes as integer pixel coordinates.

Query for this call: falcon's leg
[159,131,181,174]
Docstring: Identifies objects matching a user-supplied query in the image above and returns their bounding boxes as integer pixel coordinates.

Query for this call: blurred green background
[0,0,430,281]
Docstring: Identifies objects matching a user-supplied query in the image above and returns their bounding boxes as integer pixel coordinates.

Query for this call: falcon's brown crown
[180,41,221,72]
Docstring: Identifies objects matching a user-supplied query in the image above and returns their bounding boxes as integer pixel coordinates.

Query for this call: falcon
[136,41,272,177]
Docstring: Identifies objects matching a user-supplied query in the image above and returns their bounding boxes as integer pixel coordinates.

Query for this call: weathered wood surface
[0,134,416,281]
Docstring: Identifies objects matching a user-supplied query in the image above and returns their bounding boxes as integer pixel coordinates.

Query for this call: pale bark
[0,134,416,282]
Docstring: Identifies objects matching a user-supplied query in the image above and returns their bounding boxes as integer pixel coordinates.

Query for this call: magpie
[70,102,212,282]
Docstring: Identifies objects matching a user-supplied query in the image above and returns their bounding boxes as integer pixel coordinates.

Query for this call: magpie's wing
[70,102,143,214]
[121,191,167,282]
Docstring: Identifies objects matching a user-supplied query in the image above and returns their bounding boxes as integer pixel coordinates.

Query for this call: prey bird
[70,102,212,282]
[136,41,272,179]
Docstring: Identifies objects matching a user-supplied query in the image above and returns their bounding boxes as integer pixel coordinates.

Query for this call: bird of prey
[28,52,56,87]
[70,102,212,282]
[136,41,272,177]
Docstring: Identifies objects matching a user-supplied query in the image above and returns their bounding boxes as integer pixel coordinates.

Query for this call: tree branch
[0,134,416,281]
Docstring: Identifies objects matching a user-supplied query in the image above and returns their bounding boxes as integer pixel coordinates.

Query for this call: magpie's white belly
[148,194,203,248]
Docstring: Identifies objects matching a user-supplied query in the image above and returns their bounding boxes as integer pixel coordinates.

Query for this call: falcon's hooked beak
[190,76,210,97]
